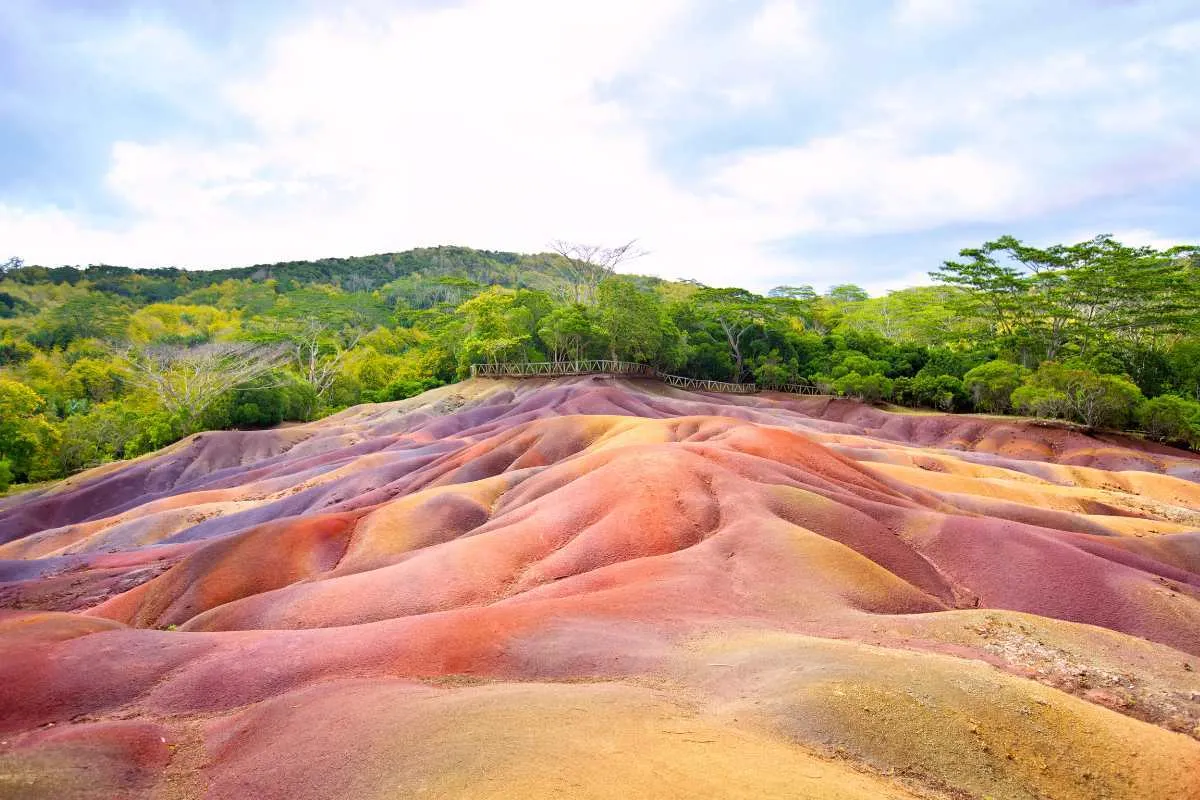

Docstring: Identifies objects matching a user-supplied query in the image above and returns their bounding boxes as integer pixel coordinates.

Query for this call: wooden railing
[470,360,656,379]
[658,372,758,394]
[469,361,825,396]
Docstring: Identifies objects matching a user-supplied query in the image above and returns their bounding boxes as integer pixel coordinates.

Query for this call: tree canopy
[3,235,1199,489]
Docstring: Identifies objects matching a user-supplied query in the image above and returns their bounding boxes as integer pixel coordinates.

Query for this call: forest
[1,235,1199,491]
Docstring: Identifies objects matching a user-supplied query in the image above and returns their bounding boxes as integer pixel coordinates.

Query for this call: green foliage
[1136,395,1200,448]
[370,377,445,403]
[1012,363,1144,429]
[0,237,1194,483]
[538,305,604,362]
[56,401,176,473]
[911,373,965,411]
[833,372,893,403]
[934,235,1200,365]
[1011,384,1071,420]
[0,458,12,492]
[28,294,130,349]
[597,279,680,367]
[963,360,1027,413]
[0,377,59,481]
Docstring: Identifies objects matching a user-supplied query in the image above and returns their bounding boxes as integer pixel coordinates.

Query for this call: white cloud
[707,134,1031,235]
[892,0,970,31]
[0,0,812,290]
[1153,19,1200,51]
[747,0,819,51]
[3,0,1198,294]
[1108,229,1185,251]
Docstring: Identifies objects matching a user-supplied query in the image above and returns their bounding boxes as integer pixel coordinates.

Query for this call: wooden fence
[469,361,825,396]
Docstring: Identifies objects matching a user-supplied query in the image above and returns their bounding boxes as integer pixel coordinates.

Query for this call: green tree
[538,304,604,362]
[0,377,59,482]
[1136,395,1200,448]
[29,293,130,349]
[911,373,965,411]
[826,284,869,304]
[456,288,537,370]
[962,360,1027,413]
[833,371,893,403]
[1012,363,1143,429]
[693,287,774,381]
[596,278,675,365]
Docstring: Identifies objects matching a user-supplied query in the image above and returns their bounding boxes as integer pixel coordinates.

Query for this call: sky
[1,0,1198,294]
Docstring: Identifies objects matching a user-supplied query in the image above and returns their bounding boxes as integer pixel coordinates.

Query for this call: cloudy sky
[1,0,1198,293]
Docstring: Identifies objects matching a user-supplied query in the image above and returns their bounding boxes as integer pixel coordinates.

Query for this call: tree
[833,372,893,403]
[963,360,1027,413]
[693,288,774,381]
[1012,363,1143,429]
[935,235,1200,365]
[1,256,22,275]
[282,319,363,407]
[1136,395,1200,448]
[548,240,643,305]
[0,377,58,482]
[123,342,289,424]
[769,285,817,302]
[1011,384,1071,420]
[538,304,603,362]
[30,293,130,349]
[911,373,965,411]
[826,284,869,304]
[596,278,673,365]
[932,241,1034,361]
[1167,340,1200,402]
[456,288,537,370]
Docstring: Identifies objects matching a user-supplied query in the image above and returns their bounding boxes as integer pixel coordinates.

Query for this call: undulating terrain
[1,376,1199,799]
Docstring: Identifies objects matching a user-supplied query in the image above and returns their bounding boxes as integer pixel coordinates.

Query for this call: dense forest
[2,235,1199,491]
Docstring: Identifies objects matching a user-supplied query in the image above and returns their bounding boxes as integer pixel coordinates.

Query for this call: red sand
[1,376,1198,799]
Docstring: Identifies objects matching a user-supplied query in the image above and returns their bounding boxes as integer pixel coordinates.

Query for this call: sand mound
[1,376,1198,799]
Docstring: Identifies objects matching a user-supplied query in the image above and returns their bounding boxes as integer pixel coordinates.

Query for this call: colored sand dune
[1,376,1199,799]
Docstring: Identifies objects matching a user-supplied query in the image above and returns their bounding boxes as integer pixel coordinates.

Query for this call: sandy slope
[1,376,1198,799]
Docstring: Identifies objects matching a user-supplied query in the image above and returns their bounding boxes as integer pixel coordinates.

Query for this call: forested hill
[2,235,1200,491]
[0,245,648,305]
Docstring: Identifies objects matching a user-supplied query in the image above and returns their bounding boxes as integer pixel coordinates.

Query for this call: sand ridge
[1,376,1198,798]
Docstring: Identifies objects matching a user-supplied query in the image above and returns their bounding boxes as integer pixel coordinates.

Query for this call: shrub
[833,371,893,403]
[1012,363,1143,429]
[370,377,445,403]
[911,373,965,411]
[1137,395,1200,448]
[1011,384,1070,419]
[54,401,177,473]
[0,458,12,492]
[962,360,1027,413]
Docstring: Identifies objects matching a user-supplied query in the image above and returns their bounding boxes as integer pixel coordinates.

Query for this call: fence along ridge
[468,360,824,396]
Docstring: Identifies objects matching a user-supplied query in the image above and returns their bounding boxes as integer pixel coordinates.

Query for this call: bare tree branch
[287,320,362,400]
[548,240,645,305]
[124,342,289,422]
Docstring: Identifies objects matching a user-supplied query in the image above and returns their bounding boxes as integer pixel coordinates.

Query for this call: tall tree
[548,240,643,305]
[596,278,674,365]
[693,288,773,381]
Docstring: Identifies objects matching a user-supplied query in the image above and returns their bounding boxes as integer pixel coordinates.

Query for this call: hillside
[1,245,598,300]
[3,234,1200,498]
[1,376,1198,798]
